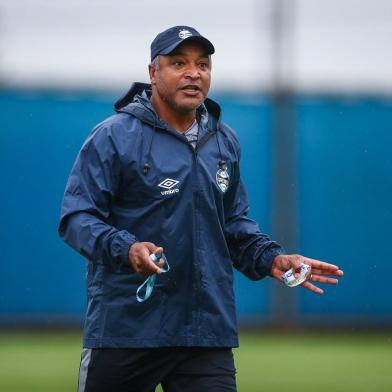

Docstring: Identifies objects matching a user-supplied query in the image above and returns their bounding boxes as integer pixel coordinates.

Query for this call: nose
[184,64,200,79]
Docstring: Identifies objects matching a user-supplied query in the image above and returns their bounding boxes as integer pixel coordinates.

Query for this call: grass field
[0,330,391,391]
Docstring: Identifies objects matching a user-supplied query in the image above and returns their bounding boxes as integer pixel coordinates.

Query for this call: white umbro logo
[158,178,180,195]
[158,178,179,189]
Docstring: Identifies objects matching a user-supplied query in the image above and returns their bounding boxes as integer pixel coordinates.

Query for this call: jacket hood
[114,82,222,131]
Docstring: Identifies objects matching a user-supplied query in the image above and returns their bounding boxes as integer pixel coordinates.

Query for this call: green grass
[0,330,391,391]
[235,332,392,392]
[0,331,81,392]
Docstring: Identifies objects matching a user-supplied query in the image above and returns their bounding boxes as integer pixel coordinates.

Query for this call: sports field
[0,330,391,391]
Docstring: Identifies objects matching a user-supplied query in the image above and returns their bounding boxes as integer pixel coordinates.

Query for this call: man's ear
[148,64,156,86]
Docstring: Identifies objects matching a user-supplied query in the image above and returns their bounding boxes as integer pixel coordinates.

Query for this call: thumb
[289,255,304,278]
[143,242,159,253]
[144,243,164,259]
[154,246,164,256]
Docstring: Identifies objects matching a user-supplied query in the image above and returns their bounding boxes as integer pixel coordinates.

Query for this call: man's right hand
[128,242,164,277]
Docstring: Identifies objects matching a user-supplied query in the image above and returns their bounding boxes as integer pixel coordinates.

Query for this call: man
[59,26,343,392]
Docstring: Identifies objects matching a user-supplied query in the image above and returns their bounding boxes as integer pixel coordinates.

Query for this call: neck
[150,94,196,133]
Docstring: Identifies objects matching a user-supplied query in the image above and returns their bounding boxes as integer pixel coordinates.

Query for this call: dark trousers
[78,347,237,392]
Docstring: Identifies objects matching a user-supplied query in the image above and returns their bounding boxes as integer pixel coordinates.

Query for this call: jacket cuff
[111,230,138,267]
[260,244,285,277]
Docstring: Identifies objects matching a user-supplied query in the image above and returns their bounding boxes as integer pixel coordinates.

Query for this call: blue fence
[1,90,391,327]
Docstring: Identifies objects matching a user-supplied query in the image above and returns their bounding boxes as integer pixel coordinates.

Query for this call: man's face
[149,41,212,115]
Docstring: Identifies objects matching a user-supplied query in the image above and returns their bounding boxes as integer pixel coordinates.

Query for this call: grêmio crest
[216,165,229,193]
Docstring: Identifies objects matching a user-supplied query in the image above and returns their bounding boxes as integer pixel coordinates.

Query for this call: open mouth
[181,85,201,92]
[180,85,202,97]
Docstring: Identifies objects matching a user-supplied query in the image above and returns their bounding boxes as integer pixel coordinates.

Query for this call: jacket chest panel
[117,132,234,208]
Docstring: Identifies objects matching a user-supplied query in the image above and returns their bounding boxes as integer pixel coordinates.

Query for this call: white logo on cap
[179,30,192,39]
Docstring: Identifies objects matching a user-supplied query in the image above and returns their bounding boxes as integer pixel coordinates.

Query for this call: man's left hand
[271,254,344,295]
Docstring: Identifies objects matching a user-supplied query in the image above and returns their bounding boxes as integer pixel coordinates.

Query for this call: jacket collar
[114,82,221,135]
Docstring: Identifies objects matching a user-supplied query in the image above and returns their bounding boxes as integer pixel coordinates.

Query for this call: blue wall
[1,90,391,326]
[296,96,392,325]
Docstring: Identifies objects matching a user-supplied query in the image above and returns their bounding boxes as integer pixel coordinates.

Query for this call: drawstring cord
[143,121,157,175]
[136,253,170,303]
[215,131,227,170]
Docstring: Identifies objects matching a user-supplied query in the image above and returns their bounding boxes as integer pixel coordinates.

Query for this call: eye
[199,62,209,70]
[173,61,184,67]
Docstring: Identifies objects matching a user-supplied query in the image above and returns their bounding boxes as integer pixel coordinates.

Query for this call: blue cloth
[58,83,284,348]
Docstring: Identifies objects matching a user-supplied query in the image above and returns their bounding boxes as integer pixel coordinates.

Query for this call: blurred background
[1,0,391,391]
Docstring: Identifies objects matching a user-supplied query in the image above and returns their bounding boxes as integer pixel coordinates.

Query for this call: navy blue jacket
[59,83,284,348]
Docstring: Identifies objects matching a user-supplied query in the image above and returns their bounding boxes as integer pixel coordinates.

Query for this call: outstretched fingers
[309,274,339,285]
[301,269,341,294]
[303,257,337,269]
[304,257,343,273]
[310,268,344,277]
[301,280,324,295]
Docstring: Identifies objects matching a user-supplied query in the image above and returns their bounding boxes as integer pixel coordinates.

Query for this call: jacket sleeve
[58,124,137,267]
[223,141,284,281]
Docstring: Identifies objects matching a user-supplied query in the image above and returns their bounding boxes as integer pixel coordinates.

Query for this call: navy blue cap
[150,26,215,61]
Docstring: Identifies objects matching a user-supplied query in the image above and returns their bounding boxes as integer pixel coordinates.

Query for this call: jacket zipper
[191,147,202,341]
[190,130,217,341]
